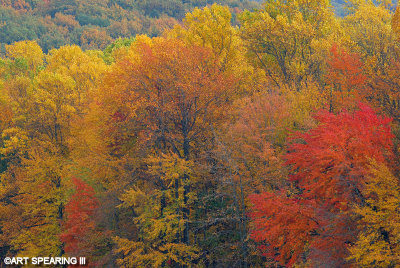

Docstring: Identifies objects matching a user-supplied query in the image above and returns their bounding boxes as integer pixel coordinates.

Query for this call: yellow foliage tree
[0,44,107,259]
[348,161,400,267]
[240,0,337,88]
[5,41,44,74]
[169,4,242,72]
[115,152,199,267]
[169,4,265,96]
[343,2,395,73]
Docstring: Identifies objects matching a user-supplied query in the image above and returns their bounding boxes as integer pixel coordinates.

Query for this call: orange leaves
[223,92,289,193]
[0,0,30,12]
[99,37,234,158]
[325,44,367,112]
[327,44,366,89]
[0,102,12,133]
[80,28,113,50]
[249,192,318,267]
[392,5,400,39]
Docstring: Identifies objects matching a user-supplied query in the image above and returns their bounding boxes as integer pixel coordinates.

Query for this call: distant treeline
[0,0,260,52]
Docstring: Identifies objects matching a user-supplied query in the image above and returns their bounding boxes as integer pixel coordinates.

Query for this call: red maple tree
[60,177,99,256]
[249,104,394,267]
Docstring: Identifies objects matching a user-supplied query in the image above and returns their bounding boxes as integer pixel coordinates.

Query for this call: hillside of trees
[0,0,260,52]
[1,0,400,267]
[0,0,386,53]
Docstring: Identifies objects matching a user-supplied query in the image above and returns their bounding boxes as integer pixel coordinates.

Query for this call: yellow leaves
[114,238,153,267]
[310,38,334,65]
[343,2,394,64]
[32,70,76,142]
[5,40,44,72]
[47,45,107,83]
[349,232,393,267]
[282,82,322,129]
[0,44,109,258]
[262,0,333,29]
[46,45,107,100]
[159,243,200,266]
[11,222,62,258]
[113,237,165,267]
[168,3,250,81]
[114,237,199,268]
[118,187,148,212]
[35,71,76,107]
[1,44,108,150]
[170,4,232,44]
[4,141,68,257]
[116,151,198,266]
[4,75,32,116]
[134,34,153,47]
[0,87,12,132]
[148,213,184,241]
[0,127,28,157]
[348,161,400,267]
[146,153,193,187]
[120,153,195,211]
[240,4,332,88]
[47,45,84,69]
[170,4,236,60]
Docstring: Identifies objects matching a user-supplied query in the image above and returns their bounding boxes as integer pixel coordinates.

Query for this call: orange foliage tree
[87,37,236,266]
[325,44,367,112]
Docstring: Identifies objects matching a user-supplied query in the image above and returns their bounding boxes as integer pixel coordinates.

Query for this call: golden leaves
[5,41,44,73]
[348,161,400,267]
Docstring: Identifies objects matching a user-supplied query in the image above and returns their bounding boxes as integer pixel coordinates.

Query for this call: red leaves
[249,104,394,267]
[60,177,98,255]
[286,103,393,205]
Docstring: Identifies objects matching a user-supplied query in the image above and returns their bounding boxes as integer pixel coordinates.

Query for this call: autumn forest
[0,0,400,267]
